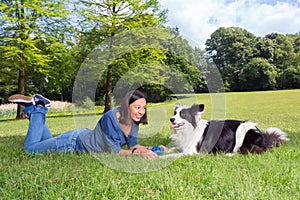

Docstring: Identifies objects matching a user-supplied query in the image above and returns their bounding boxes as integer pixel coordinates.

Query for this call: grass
[0,90,299,199]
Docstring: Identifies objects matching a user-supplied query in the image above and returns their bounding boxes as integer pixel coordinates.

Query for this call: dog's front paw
[166,147,178,153]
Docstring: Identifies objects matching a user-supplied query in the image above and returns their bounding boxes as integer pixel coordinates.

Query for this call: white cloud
[160,0,300,48]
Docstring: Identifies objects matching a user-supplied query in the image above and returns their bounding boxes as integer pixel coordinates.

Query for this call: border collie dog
[169,104,289,155]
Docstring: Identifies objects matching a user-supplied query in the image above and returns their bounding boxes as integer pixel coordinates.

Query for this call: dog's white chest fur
[170,119,208,155]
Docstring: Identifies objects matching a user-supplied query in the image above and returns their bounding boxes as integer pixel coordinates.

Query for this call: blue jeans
[23,105,86,153]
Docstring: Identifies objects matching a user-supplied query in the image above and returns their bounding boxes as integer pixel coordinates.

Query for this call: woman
[9,90,166,159]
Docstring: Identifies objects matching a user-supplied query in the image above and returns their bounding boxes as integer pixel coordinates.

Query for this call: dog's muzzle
[170,117,184,129]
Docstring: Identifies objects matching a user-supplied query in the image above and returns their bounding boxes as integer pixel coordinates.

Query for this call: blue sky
[160,0,300,48]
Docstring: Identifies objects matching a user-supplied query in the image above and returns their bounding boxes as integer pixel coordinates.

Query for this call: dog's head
[170,104,205,129]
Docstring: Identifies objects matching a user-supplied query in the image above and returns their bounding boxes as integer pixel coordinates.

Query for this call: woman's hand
[158,145,168,152]
[133,144,169,152]
[132,148,158,159]
[131,145,169,159]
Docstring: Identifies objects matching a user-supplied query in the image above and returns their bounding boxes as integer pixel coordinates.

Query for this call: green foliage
[281,65,300,88]
[239,58,278,90]
[0,107,16,118]
[254,37,276,61]
[266,33,299,89]
[84,27,205,104]
[0,66,18,104]
[0,0,76,108]
[1,0,300,112]
[206,27,300,91]
[0,0,71,68]
[75,0,168,111]
[266,33,295,70]
[205,27,257,91]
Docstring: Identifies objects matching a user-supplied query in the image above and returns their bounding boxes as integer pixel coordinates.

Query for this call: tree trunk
[16,68,26,119]
[104,64,113,113]
[15,0,27,119]
[104,29,115,113]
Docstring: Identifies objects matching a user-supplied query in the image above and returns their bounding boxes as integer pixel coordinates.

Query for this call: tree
[77,0,167,112]
[0,0,72,118]
[205,27,257,91]
[266,33,297,88]
[293,34,300,53]
[281,65,300,88]
[0,66,18,104]
[254,37,276,61]
[166,28,210,92]
[266,33,295,69]
[239,57,278,90]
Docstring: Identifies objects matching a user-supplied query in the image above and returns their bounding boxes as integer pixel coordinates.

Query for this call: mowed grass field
[0,90,299,199]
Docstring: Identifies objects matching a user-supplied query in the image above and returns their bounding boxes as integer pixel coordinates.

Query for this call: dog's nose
[170,118,175,122]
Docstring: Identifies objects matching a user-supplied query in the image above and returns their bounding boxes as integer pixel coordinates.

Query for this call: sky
[159,0,300,48]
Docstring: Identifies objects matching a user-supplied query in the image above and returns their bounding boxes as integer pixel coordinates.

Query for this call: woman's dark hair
[119,90,148,125]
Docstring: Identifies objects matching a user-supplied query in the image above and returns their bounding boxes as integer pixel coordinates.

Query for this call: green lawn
[0,90,299,199]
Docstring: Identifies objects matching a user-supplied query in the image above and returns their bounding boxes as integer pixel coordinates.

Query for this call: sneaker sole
[8,94,33,103]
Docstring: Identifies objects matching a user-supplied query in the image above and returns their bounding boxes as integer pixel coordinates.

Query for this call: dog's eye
[180,112,186,118]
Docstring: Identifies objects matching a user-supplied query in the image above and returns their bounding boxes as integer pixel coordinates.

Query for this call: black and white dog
[166,104,289,156]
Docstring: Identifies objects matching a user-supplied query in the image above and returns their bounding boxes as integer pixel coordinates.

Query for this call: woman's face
[128,98,146,122]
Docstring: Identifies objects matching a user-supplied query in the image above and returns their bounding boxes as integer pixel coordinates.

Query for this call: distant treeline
[1,1,299,106]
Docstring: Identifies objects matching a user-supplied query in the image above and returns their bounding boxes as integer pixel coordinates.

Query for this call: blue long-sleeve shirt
[78,109,139,154]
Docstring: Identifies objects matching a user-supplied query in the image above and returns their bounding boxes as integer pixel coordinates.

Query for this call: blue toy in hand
[151,146,164,156]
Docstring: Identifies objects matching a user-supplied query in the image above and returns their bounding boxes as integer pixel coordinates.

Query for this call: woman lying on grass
[9,90,167,159]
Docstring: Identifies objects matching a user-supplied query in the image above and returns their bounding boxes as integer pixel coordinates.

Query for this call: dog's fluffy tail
[263,127,289,147]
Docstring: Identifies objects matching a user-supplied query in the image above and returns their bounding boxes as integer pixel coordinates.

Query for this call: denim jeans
[23,105,86,153]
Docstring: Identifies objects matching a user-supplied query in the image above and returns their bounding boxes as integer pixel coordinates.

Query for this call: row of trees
[206,27,300,91]
[0,0,171,118]
[1,0,299,118]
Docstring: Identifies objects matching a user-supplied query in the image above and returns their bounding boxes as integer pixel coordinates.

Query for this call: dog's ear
[191,104,204,114]
[198,104,205,112]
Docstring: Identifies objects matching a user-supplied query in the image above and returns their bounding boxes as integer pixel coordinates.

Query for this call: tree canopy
[206,27,300,91]
[0,0,74,118]
[1,1,299,118]
[74,0,168,112]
